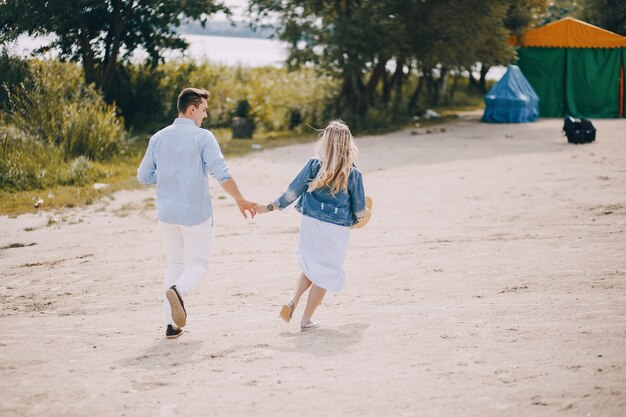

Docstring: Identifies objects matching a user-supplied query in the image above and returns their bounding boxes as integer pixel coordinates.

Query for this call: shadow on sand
[274,322,369,356]
[119,338,207,370]
[118,322,368,368]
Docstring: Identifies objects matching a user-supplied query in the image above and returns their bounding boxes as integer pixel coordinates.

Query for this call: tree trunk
[357,55,388,116]
[469,71,480,91]
[382,70,391,104]
[390,59,404,90]
[77,16,96,87]
[437,66,449,104]
[103,30,112,69]
[101,0,125,100]
[388,58,404,106]
[337,75,356,115]
[408,74,425,114]
[479,64,490,94]
[449,73,459,100]
[425,71,438,107]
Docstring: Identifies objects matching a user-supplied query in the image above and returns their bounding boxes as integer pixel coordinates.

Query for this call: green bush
[9,60,126,161]
[155,61,337,132]
[108,63,172,131]
[0,50,31,113]
[106,61,337,134]
[233,99,251,117]
[0,128,103,191]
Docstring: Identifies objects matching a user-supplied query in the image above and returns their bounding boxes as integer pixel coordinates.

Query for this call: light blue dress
[297,215,350,293]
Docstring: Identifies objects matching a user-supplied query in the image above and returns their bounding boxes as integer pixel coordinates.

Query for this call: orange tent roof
[513,17,626,48]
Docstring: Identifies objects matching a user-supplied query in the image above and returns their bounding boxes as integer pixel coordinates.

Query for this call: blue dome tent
[481,65,539,123]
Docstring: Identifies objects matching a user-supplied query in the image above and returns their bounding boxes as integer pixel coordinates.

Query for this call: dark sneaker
[166,324,183,339]
[166,285,187,328]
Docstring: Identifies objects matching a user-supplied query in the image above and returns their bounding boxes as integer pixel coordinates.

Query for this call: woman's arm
[349,170,366,221]
[256,159,319,214]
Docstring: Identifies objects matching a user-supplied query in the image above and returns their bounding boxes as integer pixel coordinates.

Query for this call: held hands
[236,198,257,219]
[220,178,257,219]
[255,203,270,214]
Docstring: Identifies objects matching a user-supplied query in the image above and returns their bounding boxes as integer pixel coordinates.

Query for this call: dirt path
[1,114,625,416]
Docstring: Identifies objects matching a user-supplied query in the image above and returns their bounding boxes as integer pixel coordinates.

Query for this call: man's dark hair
[177,88,209,114]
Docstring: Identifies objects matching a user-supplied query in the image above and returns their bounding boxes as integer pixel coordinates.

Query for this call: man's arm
[201,132,256,218]
[137,139,157,185]
[221,177,257,219]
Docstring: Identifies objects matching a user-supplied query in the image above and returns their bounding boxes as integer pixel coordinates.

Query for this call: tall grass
[0,49,31,113]
[1,59,129,196]
[8,60,126,161]
[0,127,103,191]
[156,61,338,132]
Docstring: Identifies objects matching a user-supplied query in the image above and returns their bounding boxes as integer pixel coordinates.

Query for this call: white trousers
[159,218,213,326]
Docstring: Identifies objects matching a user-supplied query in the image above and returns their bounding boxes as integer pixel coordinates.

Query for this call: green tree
[250,0,546,122]
[250,0,400,121]
[581,0,626,35]
[0,0,229,100]
[470,0,547,94]
[0,49,31,113]
[536,0,581,25]
[404,0,517,104]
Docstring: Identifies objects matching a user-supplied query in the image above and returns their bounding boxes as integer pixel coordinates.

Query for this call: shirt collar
[173,117,196,126]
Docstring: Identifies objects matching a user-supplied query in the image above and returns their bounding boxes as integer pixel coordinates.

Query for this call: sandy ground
[1,113,625,417]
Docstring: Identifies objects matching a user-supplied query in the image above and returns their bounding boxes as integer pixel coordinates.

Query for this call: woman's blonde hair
[308,120,358,195]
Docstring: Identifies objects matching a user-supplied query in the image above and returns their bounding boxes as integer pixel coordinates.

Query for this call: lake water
[9,33,289,67]
[165,34,289,66]
[9,33,504,79]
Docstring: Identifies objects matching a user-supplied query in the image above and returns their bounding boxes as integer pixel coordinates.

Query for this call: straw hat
[351,196,372,229]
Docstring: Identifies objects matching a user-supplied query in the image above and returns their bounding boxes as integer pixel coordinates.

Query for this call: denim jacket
[274,158,366,227]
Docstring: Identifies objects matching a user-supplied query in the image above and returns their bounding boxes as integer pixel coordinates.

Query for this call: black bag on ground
[563,116,596,144]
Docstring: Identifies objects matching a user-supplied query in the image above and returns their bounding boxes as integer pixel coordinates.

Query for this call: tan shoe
[280,301,294,323]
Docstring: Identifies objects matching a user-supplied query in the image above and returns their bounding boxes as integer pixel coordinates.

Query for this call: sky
[216,0,249,21]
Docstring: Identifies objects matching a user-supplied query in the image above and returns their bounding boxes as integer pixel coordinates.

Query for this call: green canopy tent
[513,17,626,118]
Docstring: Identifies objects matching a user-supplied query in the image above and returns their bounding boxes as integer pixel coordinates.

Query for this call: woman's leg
[301,284,327,324]
[290,272,312,309]
[281,272,312,322]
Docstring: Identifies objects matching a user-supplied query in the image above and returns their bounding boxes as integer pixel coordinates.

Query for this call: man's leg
[174,218,213,298]
[159,221,185,327]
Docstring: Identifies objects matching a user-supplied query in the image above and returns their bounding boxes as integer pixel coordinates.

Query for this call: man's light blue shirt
[137,118,232,226]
